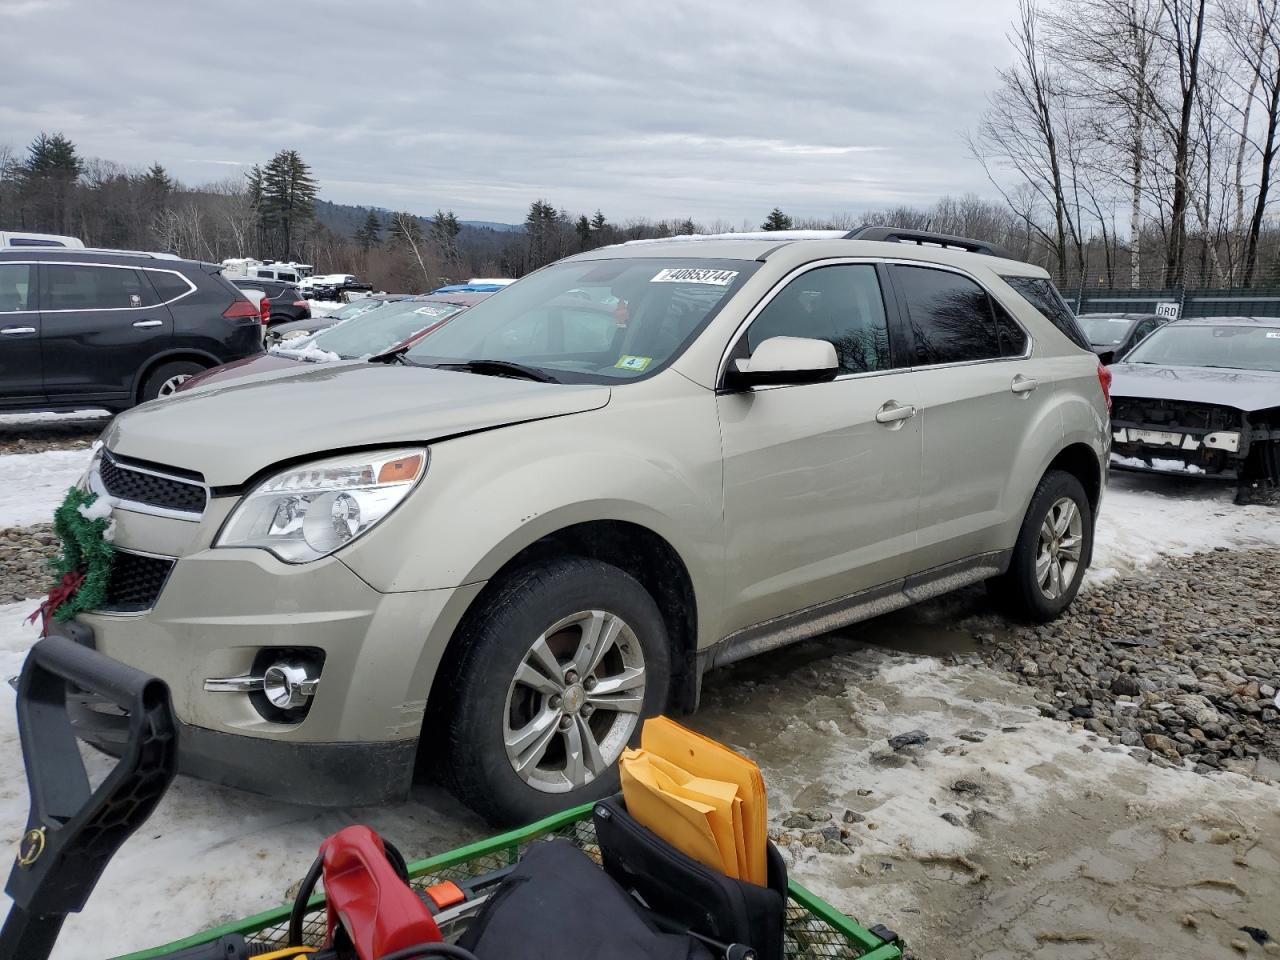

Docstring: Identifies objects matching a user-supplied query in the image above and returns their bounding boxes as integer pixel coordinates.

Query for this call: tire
[442,556,671,826]
[988,469,1093,623]
[140,361,206,402]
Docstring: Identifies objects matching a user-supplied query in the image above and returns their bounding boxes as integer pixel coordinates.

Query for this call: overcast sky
[1,0,1022,225]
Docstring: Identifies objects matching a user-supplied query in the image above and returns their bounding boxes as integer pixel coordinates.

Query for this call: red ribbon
[27,570,85,637]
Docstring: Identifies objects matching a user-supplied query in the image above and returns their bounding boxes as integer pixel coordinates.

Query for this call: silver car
[61,227,1110,824]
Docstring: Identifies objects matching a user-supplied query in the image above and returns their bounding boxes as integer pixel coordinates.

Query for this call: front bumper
[58,542,484,805]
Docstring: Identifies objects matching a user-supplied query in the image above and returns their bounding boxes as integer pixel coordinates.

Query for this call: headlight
[216,448,427,563]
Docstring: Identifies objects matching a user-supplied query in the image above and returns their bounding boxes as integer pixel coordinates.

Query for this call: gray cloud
[0,0,1020,224]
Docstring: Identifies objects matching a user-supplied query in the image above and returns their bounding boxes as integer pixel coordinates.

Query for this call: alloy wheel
[157,374,192,397]
[1036,496,1083,600]
[503,609,646,793]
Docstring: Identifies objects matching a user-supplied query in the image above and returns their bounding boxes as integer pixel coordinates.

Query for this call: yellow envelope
[645,753,747,880]
[619,749,725,875]
[641,716,768,885]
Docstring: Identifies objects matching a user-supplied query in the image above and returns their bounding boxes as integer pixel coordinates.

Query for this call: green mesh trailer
[117,803,903,960]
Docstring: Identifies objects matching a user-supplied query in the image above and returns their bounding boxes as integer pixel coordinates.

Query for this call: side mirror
[1097,349,1116,365]
[726,336,839,389]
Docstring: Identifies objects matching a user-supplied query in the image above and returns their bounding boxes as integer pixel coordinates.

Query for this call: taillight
[260,297,270,325]
[223,300,259,320]
[293,299,308,308]
[1096,359,1112,414]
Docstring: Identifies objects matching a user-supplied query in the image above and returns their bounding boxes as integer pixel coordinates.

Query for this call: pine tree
[590,209,607,232]
[576,214,592,251]
[21,132,81,232]
[258,149,317,259]
[354,210,382,252]
[761,208,793,231]
[428,208,462,264]
[525,199,561,268]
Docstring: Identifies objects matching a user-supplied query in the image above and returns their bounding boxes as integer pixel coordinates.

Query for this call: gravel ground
[971,547,1280,781]
[0,524,57,602]
[0,411,109,454]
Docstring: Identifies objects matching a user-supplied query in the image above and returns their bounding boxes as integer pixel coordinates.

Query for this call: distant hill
[314,199,520,239]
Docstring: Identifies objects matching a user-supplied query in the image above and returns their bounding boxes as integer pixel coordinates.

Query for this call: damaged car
[1109,316,1280,497]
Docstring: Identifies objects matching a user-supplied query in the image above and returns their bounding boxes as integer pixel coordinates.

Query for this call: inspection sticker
[414,305,453,317]
[615,355,652,371]
[650,267,739,286]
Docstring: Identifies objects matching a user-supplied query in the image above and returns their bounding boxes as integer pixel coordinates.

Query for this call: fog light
[263,662,319,709]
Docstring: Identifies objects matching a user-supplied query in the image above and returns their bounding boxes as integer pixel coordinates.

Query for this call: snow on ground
[0,448,94,528]
[1090,472,1280,582]
[0,409,110,427]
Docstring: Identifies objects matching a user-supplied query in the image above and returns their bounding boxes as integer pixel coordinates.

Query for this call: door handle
[1011,374,1039,395]
[875,400,917,424]
[0,326,36,335]
[132,319,163,328]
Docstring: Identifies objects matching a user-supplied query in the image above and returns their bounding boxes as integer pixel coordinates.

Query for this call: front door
[0,261,43,403]
[717,262,921,635]
[39,262,173,401]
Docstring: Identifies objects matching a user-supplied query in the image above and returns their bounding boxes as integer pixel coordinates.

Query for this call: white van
[0,230,85,249]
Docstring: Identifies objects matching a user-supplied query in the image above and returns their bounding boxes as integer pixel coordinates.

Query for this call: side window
[147,270,193,303]
[1001,275,1092,351]
[42,264,158,310]
[0,263,34,312]
[892,265,1007,365]
[746,264,892,375]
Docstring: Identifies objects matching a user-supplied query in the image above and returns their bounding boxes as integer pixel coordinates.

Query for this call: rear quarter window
[147,270,195,303]
[1001,275,1091,351]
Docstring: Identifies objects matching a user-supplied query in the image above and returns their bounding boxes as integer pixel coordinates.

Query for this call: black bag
[458,838,714,960]
[593,794,788,960]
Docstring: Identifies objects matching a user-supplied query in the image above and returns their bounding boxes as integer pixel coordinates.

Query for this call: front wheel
[989,469,1093,623]
[443,556,671,825]
[140,360,206,402]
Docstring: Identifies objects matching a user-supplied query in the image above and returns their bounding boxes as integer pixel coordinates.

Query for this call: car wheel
[989,469,1092,623]
[141,361,206,402]
[443,556,671,825]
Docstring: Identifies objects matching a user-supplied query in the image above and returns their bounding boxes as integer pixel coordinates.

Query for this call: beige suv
[62,227,1110,824]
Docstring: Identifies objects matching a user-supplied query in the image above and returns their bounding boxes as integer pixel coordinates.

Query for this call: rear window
[892,265,1025,365]
[1002,276,1091,351]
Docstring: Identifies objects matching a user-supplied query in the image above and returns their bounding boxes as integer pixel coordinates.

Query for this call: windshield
[1078,316,1136,347]
[310,300,465,358]
[1124,323,1280,372]
[402,258,758,383]
[329,298,387,322]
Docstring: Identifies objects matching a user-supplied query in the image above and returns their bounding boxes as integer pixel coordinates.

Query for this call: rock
[887,729,929,751]
[1224,757,1258,777]
[1142,733,1180,758]
[819,840,853,856]
[940,812,964,827]
[802,809,833,823]
[1110,675,1142,696]
[1231,940,1250,954]
[782,814,812,829]
[1069,705,1094,719]
[957,730,986,743]
[951,779,983,796]
[842,809,864,823]
[870,751,909,769]
[1018,659,1039,676]
[1240,927,1271,946]
[819,825,841,842]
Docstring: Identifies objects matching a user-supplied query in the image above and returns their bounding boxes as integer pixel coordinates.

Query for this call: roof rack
[623,230,850,245]
[844,226,1009,258]
[68,248,184,260]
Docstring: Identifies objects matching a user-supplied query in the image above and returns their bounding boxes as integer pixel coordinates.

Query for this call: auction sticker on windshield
[650,268,739,285]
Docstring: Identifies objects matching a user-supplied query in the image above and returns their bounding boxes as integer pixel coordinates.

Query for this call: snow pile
[0,449,94,528]
[306,299,344,317]
[0,409,110,427]
[1112,454,1206,475]
[1089,473,1280,581]
[271,342,341,363]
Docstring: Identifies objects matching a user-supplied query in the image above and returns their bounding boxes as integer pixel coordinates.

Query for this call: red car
[178,292,492,393]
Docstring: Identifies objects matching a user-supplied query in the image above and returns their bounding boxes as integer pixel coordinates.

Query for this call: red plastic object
[222,300,259,320]
[1096,358,1113,413]
[320,825,441,960]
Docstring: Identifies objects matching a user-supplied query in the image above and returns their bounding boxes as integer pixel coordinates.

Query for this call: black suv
[232,277,311,323]
[0,249,264,412]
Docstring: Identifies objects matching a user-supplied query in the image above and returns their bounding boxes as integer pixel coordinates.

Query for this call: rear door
[0,261,43,402]
[885,263,1057,571]
[38,262,173,401]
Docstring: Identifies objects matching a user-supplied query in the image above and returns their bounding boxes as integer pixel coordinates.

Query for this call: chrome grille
[99,451,206,515]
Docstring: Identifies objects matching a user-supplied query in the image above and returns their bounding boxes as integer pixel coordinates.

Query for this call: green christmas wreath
[35,486,116,626]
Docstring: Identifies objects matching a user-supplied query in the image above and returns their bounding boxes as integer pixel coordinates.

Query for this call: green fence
[1069,287,1280,318]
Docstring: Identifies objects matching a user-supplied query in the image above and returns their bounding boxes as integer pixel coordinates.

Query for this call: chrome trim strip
[0,260,198,311]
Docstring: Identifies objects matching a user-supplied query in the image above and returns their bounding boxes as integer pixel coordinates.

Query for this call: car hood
[1110,363,1280,412]
[178,353,313,392]
[105,363,611,486]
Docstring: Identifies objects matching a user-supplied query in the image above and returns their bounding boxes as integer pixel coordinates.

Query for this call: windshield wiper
[431,359,559,383]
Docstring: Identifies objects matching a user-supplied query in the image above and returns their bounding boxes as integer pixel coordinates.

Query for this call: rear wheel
[989,469,1092,623]
[140,361,206,402]
[443,556,671,825]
